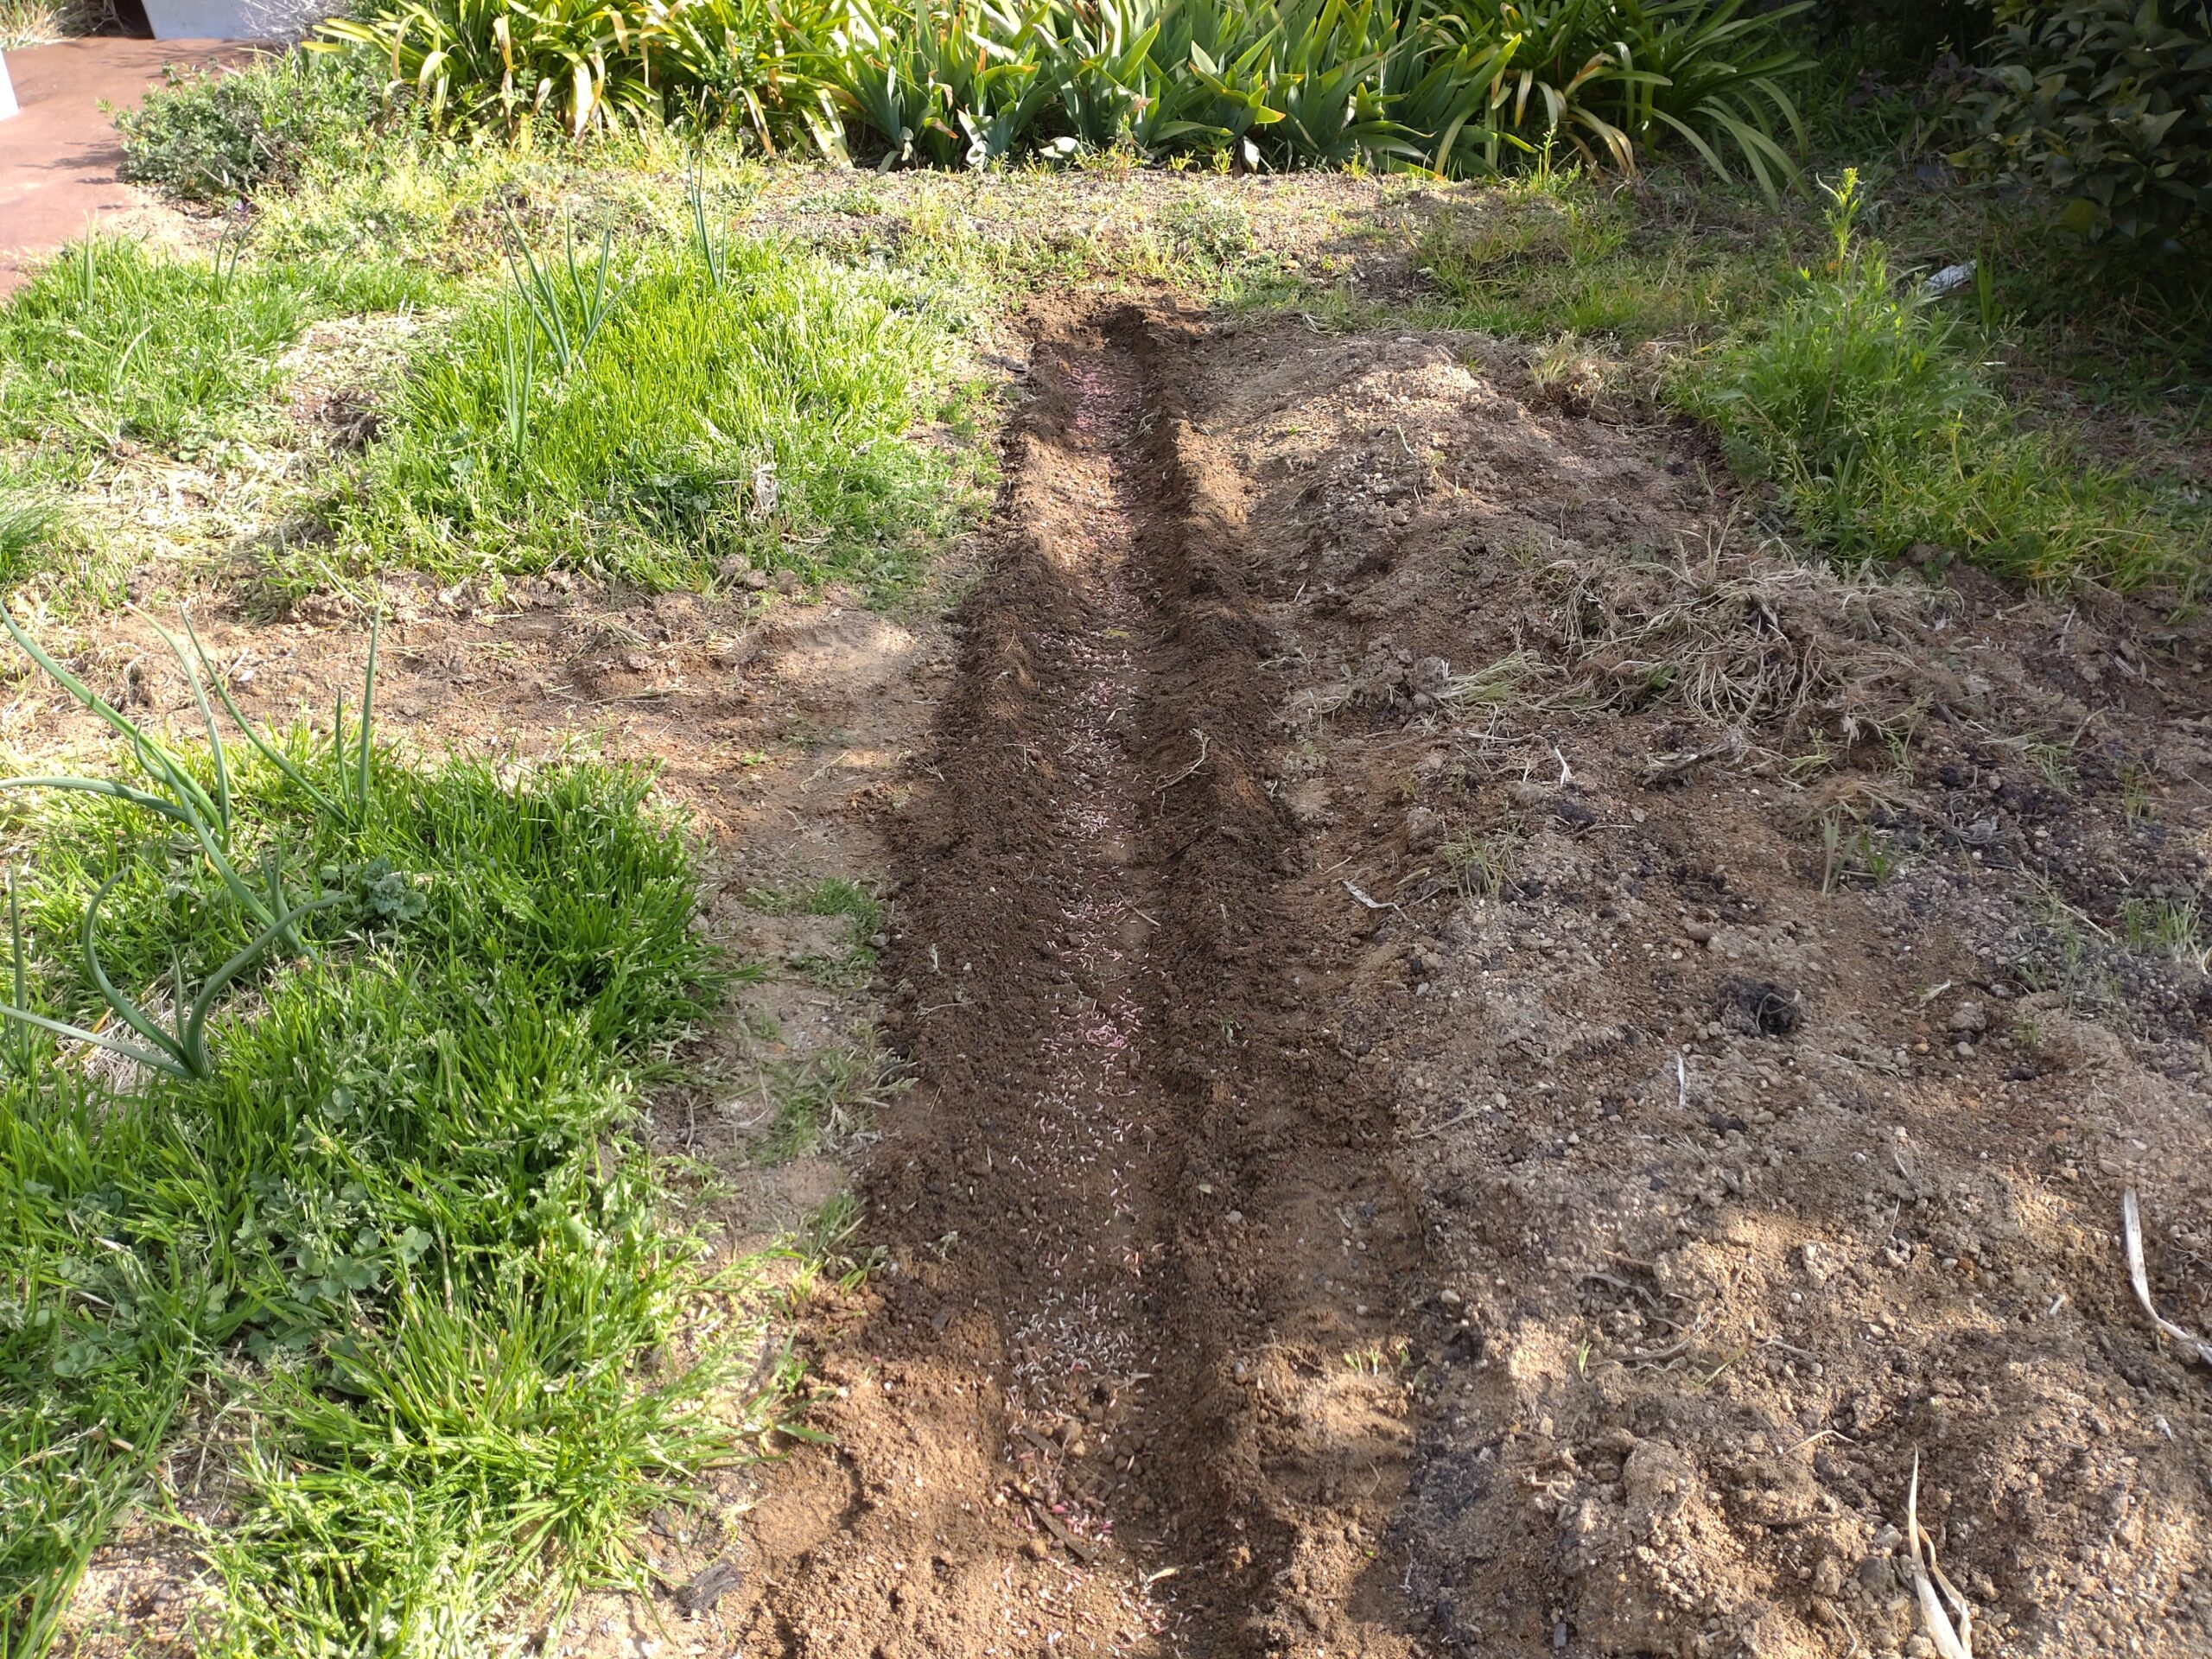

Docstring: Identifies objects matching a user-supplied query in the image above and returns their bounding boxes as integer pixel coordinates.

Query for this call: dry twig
[1905,1453,1974,1659]
[2122,1187,2212,1368]
[1156,728,1211,793]
[1343,880,1396,912]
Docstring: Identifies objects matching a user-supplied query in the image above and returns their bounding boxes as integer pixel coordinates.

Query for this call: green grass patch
[0,493,62,588]
[2119,893,2210,974]
[329,235,979,595]
[1419,169,2210,592]
[0,704,768,1651]
[0,238,446,467]
[0,238,309,459]
[745,875,884,931]
[1678,174,2206,589]
[757,1038,904,1161]
[1419,177,1777,345]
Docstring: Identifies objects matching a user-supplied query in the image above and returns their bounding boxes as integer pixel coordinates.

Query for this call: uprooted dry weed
[1310,532,1966,772]
[1526,536,1948,752]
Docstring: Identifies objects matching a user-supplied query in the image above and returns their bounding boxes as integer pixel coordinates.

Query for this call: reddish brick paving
[0,38,244,290]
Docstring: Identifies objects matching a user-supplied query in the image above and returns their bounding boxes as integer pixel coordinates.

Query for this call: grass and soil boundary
[0,14,2208,1658]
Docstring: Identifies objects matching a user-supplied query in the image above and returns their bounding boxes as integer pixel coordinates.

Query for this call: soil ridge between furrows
[734,302,1426,1657]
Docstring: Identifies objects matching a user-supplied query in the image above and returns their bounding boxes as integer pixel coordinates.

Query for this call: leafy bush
[117,50,386,206]
[1967,0,2212,249]
[1805,0,1986,68]
[315,0,842,143]
[302,0,1811,184]
[1621,0,1814,192]
[806,0,1813,183]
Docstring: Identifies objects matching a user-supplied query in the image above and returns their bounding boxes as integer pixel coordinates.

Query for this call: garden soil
[720,300,2212,1659]
[24,295,2212,1659]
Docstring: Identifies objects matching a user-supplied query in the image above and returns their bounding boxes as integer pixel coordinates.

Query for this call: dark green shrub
[116,48,386,206]
[1806,0,1985,68]
[1968,0,2212,249]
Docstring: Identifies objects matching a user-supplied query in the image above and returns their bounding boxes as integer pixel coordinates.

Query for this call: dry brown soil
[721,300,2212,1659]
[22,294,2212,1659]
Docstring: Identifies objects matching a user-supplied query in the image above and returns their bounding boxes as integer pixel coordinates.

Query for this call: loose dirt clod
[675,1560,744,1614]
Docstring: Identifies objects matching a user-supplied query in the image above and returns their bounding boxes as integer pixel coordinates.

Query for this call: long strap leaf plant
[0,605,380,1080]
[504,207,618,373]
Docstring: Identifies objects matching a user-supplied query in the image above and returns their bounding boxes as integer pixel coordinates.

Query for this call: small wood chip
[1023,1494,1100,1563]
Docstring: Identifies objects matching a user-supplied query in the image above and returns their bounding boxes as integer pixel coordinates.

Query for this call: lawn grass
[0,238,310,459]
[0,706,770,1652]
[0,494,61,588]
[328,235,981,595]
[1414,178,1781,346]
[0,202,977,604]
[1415,169,2210,593]
[0,237,445,469]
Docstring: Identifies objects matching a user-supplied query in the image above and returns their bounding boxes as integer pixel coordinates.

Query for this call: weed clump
[1678,169,2204,589]
[1422,168,2209,592]
[118,52,388,206]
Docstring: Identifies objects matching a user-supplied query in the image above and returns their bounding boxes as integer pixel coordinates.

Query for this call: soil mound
[1205,316,2212,1659]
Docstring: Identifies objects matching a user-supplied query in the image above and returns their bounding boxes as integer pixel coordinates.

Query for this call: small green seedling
[497,297,537,453]
[689,150,728,291]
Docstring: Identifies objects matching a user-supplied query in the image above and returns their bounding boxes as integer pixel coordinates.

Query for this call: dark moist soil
[728,302,1426,1658]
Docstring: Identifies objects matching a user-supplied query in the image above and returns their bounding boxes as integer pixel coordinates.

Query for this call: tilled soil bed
[733,300,2212,1659]
[14,290,2211,1659]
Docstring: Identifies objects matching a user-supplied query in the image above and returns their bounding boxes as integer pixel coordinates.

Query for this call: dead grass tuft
[1526,535,1948,755]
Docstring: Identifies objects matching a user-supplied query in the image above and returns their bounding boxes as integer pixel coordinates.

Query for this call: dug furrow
[741,303,1422,1659]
